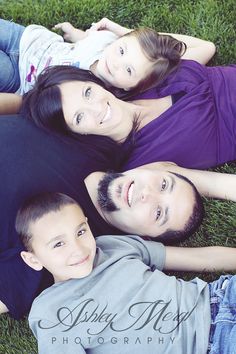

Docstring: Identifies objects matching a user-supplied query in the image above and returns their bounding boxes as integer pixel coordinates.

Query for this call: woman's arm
[144,162,236,202]
[0,93,22,114]
[165,246,236,272]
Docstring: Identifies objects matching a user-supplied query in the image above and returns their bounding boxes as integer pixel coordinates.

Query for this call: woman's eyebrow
[169,175,176,193]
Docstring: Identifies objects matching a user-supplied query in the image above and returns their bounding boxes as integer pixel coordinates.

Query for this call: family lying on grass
[0,16,235,354]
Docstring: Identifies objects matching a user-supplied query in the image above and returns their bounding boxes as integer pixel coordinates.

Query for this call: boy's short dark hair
[15,192,78,251]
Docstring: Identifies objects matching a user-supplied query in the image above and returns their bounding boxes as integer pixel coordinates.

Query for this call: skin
[89,18,216,65]
[85,168,196,238]
[91,34,154,90]
[21,204,96,283]
[60,80,171,141]
[60,80,135,141]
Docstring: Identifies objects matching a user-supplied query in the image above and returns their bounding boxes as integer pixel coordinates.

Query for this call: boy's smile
[27,204,96,282]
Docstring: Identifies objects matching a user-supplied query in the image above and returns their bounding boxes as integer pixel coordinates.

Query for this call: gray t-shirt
[29,235,210,354]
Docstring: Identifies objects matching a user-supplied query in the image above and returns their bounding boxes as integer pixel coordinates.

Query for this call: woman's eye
[85,87,91,98]
[161,179,167,191]
[53,241,64,248]
[127,67,131,75]
[119,46,124,55]
[76,112,84,125]
[156,207,161,221]
[77,229,86,237]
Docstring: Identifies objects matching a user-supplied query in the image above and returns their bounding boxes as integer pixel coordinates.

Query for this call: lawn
[0,0,236,353]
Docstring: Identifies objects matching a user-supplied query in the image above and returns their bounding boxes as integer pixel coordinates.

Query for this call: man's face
[29,204,96,282]
[97,169,196,238]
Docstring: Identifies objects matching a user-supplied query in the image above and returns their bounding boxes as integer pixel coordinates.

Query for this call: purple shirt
[122,60,236,170]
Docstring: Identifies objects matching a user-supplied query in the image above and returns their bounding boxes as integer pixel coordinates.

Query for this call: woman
[22,59,236,169]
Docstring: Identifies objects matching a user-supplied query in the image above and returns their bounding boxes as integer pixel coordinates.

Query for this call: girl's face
[95,35,153,90]
[60,81,134,140]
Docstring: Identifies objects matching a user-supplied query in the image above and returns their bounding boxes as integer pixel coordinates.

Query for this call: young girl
[0,17,215,113]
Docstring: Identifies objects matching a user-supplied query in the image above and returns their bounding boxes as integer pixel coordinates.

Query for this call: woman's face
[60,81,133,140]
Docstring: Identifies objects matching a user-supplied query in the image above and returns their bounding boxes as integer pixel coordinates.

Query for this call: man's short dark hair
[15,192,78,251]
[152,173,205,245]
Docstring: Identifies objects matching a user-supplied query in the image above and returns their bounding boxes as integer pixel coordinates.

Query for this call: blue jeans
[0,19,25,92]
[208,275,236,354]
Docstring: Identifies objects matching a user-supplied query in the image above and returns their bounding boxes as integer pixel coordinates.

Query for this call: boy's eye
[119,46,124,55]
[85,87,91,98]
[77,229,86,237]
[156,207,161,221]
[161,179,167,191]
[127,67,131,76]
[76,112,84,125]
[53,241,64,248]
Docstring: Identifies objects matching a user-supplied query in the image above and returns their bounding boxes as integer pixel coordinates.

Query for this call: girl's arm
[159,32,216,64]
[53,22,87,42]
[143,162,236,202]
[0,93,22,115]
[87,17,132,37]
[89,18,215,64]
[164,246,236,272]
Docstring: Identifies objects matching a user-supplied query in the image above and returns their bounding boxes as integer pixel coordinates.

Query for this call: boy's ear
[20,251,43,271]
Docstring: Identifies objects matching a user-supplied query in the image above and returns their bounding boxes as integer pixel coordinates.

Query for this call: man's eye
[161,179,167,191]
[119,46,124,55]
[53,241,64,248]
[127,67,131,75]
[85,87,91,98]
[156,207,161,221]
[77,229,86,237]
[76,112,84,125]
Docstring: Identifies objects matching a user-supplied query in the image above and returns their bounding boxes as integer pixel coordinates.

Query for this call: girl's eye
[156,207,161,221]
[127,67,131,75]
[76,112,84,125]
[53,241,64,248]
[85,87,91,98]
[161,179,167,191]
[119,47,124,55]
[77,229,86,237]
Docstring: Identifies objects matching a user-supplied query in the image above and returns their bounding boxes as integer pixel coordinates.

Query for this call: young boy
[16,192,236,354]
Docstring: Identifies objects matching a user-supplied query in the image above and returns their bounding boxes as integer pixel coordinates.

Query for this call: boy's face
[96,35,153,90]
[26,204,96,282]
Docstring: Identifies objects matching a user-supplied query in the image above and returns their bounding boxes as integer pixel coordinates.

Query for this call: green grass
[0,0,236,352]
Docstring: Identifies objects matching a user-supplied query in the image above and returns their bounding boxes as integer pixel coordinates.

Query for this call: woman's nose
[140,185,152,203]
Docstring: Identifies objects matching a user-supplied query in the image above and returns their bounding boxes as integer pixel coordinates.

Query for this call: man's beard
[97,172,123,212]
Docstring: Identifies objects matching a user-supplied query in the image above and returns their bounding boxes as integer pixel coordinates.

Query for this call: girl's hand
[87,17,131,37]
[53,22,87,42]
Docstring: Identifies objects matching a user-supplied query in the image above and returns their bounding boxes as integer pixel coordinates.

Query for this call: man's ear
[20,251,43,271]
